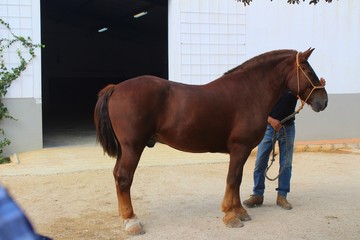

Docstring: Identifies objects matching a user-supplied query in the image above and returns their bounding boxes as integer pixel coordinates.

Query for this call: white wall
[170,0,360,93]
[0,0,42,99]
[169,0,246,84]
[246,1,360,94]
[0,0,43,155]
[245,1,360,140]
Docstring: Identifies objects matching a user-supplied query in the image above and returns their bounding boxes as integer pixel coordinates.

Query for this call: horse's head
[288,48,328,112]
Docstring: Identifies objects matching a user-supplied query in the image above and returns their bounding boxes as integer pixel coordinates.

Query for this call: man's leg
[276,123,295,209]
[243,125,274,207]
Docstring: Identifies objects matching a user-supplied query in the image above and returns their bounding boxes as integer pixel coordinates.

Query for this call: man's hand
[320,77,326,86]
[268,116,282,131]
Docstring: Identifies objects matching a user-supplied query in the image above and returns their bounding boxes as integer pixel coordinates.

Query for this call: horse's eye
[307,70,314,77]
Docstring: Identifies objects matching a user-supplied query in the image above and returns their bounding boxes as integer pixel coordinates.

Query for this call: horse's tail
[94,84,119,158]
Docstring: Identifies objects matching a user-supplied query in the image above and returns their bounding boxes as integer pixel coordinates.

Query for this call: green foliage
[0,18,43,163]
[237,0,333,6]
[0,128,11,163]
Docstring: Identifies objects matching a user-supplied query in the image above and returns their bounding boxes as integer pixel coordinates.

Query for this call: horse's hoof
[224,217,244,228]
[235,207,251,221]
[124,215,145,235]
[223,211,244,228]
[238,212,251,221]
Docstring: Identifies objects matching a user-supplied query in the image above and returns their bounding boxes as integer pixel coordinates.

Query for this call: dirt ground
[1,144,360,240]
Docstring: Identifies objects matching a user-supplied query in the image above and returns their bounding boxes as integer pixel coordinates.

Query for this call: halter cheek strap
[295,52,325,113]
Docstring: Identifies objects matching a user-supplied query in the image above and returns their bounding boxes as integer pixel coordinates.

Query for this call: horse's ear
[299,48,315,62]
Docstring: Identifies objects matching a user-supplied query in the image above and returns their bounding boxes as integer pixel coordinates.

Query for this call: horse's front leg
[221,145,252,228]
[113,145,145,235]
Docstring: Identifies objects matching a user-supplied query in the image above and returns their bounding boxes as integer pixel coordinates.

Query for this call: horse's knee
[114,174,133,192]
[113,160,135,190]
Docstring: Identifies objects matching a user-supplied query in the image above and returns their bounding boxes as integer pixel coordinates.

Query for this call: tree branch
[236,0,333,6]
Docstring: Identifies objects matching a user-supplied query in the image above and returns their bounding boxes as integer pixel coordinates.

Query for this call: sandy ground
[1,144,360,240]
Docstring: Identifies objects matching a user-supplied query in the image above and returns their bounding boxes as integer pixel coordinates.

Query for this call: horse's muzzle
[311,95,328,112]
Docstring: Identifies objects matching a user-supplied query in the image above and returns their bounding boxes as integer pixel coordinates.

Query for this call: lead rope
[265,89,305,181]
[265,112,297,181]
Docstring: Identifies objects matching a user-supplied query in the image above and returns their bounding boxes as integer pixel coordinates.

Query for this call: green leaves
[0,18,43,162]
[236,0,333,5]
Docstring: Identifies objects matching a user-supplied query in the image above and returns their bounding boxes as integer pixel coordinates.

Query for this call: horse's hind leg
[113,144,145,235]
[222,145,252,228]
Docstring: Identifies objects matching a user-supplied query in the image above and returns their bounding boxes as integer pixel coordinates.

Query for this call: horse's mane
[224,49,297,75]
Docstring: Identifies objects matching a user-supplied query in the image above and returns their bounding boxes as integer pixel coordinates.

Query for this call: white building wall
[170,0,360,94]
[245,1,360,141]
[0,0,42,99]
[0,0,42,155]
[246,0,360,95]
[169,0,246,84]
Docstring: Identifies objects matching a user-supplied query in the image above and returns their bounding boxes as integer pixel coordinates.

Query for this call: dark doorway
[41,0,168,147]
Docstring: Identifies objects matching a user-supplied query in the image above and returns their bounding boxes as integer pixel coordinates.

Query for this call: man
[243,78,325,210]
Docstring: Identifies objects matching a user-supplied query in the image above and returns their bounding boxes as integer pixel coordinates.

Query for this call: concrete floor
[2,144,360,240]
[43,115,96,147]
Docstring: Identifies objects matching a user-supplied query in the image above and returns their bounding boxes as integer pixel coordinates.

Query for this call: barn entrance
[41,0,168,147]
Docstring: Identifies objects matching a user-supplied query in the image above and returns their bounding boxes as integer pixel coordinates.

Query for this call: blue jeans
[253,122,295,197]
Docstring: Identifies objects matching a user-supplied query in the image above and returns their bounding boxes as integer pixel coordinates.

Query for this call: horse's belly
[156,131,229,154]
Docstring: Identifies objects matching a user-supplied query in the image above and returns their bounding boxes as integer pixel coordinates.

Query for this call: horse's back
[110,75,204,114]
[114,75,169,93]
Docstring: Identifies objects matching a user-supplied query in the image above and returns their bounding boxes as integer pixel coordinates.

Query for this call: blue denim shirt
[0,186,51,240]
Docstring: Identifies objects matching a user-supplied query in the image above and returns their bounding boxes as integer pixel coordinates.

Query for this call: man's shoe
[243,195,264,208]
[276,194,292,210]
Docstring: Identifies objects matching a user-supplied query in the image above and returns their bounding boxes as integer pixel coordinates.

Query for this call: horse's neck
[255,66,287,107]
[222,65,288,114]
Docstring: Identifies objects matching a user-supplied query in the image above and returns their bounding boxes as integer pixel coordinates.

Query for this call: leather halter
[295,52,325,113]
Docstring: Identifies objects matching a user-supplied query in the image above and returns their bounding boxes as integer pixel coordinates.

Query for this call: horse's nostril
[322,99,328,109]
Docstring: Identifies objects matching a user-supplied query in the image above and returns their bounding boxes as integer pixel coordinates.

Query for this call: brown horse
[94,48,328,235]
